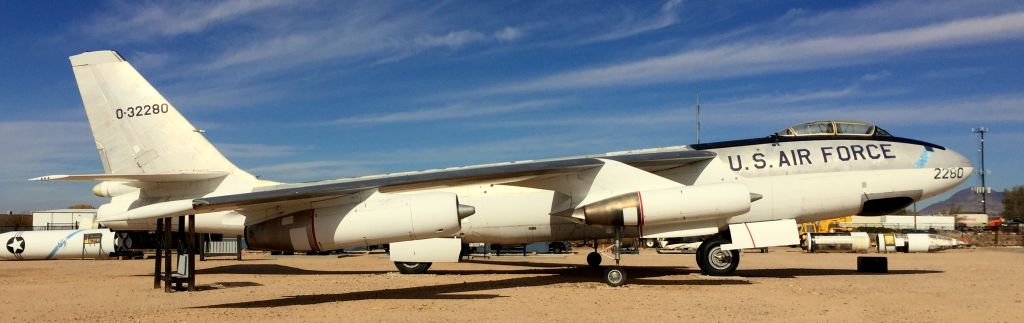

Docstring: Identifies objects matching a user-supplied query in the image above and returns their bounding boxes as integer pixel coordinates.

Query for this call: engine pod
[245,192,465,252]
[582,183,753,227]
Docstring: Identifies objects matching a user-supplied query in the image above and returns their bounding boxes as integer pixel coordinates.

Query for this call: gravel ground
[1,247,1021,322]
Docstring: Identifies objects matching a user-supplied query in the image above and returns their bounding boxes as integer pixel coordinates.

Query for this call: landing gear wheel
[394,262,432,274]
[603,267,627,287]
[696,236,740,276]
[642,239,656,248]
[586,252,602,268]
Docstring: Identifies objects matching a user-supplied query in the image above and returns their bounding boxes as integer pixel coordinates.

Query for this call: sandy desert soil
[1,247,1021,322]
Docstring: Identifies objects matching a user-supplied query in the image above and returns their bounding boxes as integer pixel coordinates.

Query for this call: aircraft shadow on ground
[187,262,942,306]
[737,268,942,278]
[194,266,749,309]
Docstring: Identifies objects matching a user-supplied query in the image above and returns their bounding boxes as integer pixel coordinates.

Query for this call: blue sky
[1,0,1022,212]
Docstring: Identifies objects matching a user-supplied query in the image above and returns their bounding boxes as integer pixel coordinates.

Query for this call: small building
[32,209,98,230]
[954,213,989,228]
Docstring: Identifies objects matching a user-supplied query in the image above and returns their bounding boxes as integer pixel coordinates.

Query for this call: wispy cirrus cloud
[80,0,295,41]
[328,100,558,125]
[481,11,1024,95]
[580,0,684,44]
[217,143,307,159]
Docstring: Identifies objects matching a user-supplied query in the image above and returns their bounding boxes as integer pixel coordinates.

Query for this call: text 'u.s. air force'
[726,144,895,171]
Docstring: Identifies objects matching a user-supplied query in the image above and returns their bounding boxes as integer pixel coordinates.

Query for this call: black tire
[696,236,740,276]
[586,252,602,268]
[549,242,567,254]
[603,267,627,287]
[642,239,657,248]
[394,262,432,274]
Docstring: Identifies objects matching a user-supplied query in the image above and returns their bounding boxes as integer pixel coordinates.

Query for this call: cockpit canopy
[775,120,891,137]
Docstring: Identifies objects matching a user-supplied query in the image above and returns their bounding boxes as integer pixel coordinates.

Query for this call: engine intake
[246,192,469,252]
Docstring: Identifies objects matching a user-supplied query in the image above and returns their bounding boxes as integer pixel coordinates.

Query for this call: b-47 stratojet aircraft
[32,51,972,286]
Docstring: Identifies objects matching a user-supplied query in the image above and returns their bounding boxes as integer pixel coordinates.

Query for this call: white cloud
[82,0,294,41]
[481,11,1024,95]
[494,27,525,42]
[581,0,683,43]
[0,120,105,211]
[860,70,892,81]
[217,143,305,159]
[709,95,1024,126]
[414,30,487,48]
[328,100,558,125]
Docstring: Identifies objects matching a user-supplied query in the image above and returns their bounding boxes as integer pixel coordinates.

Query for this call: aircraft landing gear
[604,267,627,287]
[602,226,627,287]
[394,261,432,274]
[587,252,602,268]
[696,235,740,276]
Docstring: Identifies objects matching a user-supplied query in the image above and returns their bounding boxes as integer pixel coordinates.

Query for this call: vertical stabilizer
[69,50,253,183]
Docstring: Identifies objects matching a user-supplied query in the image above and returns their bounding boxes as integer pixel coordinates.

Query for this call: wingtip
[30,175,67,181]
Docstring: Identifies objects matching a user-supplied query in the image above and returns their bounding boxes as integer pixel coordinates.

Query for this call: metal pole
[176,215,185,290]
[163,217,172,293]
[980,129,987,215]
[200,234,206,262]
[696,90,701,144]
[187,214,195,292]
[154,219,162,289]
[236,235,243,261]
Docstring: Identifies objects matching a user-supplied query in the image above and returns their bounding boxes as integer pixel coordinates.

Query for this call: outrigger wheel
[587,252,602,268]
[394,262,432,274]
[603,267,627,287]
[696,235,740,276]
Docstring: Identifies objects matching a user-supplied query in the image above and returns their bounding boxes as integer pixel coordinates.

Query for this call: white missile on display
[0,229,117,260]
[801,232,872,253]
[877,233,966,253]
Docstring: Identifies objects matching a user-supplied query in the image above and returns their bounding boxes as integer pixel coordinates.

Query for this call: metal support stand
[154,218,162,289]
[200,234,206,262]
[187,214,196,292]
[163,217,172,293]
[175,215,185,291]
[236,235,243,261]
[613,227,622,266]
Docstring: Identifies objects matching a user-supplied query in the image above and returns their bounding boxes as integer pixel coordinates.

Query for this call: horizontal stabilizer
[31,172,229,182]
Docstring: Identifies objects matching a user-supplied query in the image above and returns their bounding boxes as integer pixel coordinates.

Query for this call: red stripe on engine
[744,222,756,248]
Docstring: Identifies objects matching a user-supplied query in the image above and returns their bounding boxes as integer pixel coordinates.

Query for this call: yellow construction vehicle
[799,216,854,234]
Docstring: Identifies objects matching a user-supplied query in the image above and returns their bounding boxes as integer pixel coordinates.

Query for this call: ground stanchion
[163,217,172,293]
[154,218,162,289]
[188,214,196,292]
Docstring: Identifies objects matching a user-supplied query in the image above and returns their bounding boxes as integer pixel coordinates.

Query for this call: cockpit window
[836,122,873,135]
[790,121,834,136]
[776,120,892,137]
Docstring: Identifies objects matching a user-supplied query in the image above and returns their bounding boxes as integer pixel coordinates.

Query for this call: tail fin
[69,50,254,183]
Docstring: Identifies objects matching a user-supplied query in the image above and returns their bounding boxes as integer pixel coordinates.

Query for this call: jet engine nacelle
[582,183,753,226]
[245,192,474,252]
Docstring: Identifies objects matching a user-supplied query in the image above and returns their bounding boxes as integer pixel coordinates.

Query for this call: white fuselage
[98,136,971,248]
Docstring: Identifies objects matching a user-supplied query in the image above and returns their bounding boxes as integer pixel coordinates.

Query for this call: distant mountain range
[918,188,1004,216]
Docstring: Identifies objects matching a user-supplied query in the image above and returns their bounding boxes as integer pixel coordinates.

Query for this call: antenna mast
[972,127,989,215]
[696,90,701,144]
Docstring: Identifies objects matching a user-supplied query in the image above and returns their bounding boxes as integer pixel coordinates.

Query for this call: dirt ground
[1,247,1021,322]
